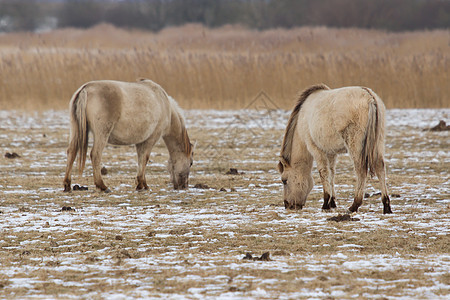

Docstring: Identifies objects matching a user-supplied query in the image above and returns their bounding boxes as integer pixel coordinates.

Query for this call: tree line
[1,0,449,32]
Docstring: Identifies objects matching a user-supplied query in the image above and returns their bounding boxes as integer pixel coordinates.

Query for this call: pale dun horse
[63,79,193,192]
[278,84,392,214]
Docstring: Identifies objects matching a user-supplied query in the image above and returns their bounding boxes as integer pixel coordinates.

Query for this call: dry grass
[0,109,448,298]
[0,24,449,110]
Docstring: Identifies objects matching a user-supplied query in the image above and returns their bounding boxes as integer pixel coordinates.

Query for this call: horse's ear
[278,156,289,173]
[277,161,284,173]
[188,141,196,156]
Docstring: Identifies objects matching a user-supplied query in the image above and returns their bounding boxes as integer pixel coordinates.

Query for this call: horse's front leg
[135,138,158,191]
[318,163,333,210]
[309,145,333,210]
[327,154,337,208]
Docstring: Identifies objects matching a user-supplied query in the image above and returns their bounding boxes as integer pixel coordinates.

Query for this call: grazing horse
[278,84,392,214]
[63,79,193,192]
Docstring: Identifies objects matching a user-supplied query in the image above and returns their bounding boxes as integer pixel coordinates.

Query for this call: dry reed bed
[0,24,449,110]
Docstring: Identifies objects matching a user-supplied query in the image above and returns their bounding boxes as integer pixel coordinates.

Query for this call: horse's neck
[162,109,186,156]
[290,129,313,170]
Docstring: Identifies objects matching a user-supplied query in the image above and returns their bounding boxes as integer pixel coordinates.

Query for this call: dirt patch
[226,168,244,175]
[327,214,360,222]
[61,206,75,212]
[4,152,20,159]
[101,167,108,175]
[243,252,272,261]
[194,183,210,189]
[426,120,450,131]
[72,185,88,191]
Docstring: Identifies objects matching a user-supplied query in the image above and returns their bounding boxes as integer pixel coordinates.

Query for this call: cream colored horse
[278,84,392,214]
[63,79,193,192]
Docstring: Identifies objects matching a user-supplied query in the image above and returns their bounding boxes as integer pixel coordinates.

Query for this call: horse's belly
[108,120,160,145]
[315,135,346,154]
[309,125,346,154]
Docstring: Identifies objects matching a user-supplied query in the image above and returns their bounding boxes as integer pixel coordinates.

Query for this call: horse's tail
[361,87,384,177]
[68,84,89,175]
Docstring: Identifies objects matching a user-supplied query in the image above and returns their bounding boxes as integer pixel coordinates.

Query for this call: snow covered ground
[0,109,449,299]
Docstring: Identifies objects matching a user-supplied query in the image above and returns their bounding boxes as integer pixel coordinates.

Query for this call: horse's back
[82,80,171,145]
[299,86,376,153]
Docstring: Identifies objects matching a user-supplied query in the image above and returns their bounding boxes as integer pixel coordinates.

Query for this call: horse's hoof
[383,206,393,214]
[329,198,337,208]
[348,205,359,213]
[284,203,303,210]
[347,208,357,214]
[294,204,303,210]
[136,184,149,191]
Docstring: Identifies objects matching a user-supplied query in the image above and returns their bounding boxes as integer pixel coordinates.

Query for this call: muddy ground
[0,109,449,299]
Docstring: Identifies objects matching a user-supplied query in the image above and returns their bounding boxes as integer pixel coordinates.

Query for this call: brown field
[0,24,449,110]
[0,107,449,298]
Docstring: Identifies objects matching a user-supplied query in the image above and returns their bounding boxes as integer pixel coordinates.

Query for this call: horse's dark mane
[280,84,329,165]
[182,126,192,155]
[170,98,192,156]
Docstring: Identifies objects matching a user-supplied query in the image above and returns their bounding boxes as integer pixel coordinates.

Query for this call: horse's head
[168,145,194,190]
[278,157,313,210]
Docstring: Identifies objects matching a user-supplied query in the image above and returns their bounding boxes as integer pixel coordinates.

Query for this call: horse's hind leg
[348,169,367,213]
[91,132,110,192]
[135,137,158,191]
[63,142,77,192]
[346,148,369,213]
[344,139,366,212]
[374,156,392,214]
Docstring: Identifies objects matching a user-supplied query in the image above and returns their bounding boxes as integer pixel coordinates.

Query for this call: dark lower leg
[91,152,108,191]
[63,178,71,192]
[382,195,392,214]
[329,196,337,208]
[349,163,367,213]
[63,149,76,192]
[328,154,337,209]
[135,145,151,191]
[318,167,332,210]
[136,175,149,190]
[95,180,109,191]
[322,192,331,210]
[349,196,363,212]
[375,158,392,214]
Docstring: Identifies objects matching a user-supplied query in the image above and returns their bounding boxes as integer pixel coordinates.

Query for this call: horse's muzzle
[284,199,303,210]
[174,182,188,190]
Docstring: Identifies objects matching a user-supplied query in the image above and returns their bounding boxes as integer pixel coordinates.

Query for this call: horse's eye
[282,179,287,185]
